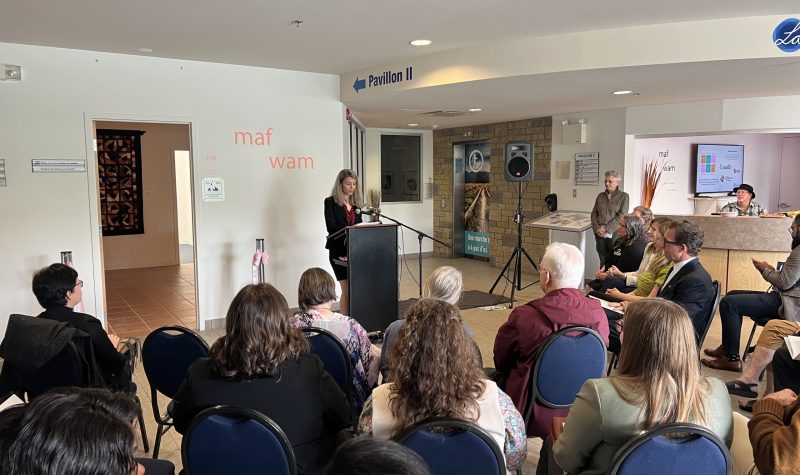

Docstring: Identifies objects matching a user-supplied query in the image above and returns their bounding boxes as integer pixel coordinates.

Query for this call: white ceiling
[2,1,800,127]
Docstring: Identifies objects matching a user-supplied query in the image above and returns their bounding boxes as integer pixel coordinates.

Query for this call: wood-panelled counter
[662,215,792,295]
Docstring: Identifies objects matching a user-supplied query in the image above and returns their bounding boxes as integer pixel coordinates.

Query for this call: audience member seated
[359,299,527,472]
[172,283,350,475]
[590,217,672,303]
[0,387,173,475]
[607,220,715,343]
[586,214,648,293]
[702,215,800,372]
[324,437,431,475]
[31,263,130,389]
[290,267,381,414]
[725,321,800,413]
[772,343,800,394]
[381,266,478,379]
[748,387,800,475]
[493,242,609,437]
[540,299,732,475]
[632,205,653,229]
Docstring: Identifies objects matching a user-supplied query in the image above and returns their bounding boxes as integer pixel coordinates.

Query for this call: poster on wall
[464,142,491,258]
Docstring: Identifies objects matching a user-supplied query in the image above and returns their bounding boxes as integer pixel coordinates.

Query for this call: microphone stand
[375,211,451,297]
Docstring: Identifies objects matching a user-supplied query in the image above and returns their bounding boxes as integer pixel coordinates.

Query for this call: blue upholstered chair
[394,417,505,475]
[608,422,731,475]
[301,327,353,416]
[528,326,606,412]
[181,405,296,475]
[142,325,209,458]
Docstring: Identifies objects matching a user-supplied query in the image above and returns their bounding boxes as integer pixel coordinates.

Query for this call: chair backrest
[527,326,607,416]
[698,280,722,348]
[181,405,296,475]
[301,327,353,403]
[14,340,86,400]
[394,417,505,475]
[142,325,209,399]
[608,422,732,475]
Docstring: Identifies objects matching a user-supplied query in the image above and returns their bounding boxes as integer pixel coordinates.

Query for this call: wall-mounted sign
[202,177,225,202]
[0,159,6,187]
[575,152,599,185]
[31,159,86,173]
[774,18,800,53]
[352,66,414,93]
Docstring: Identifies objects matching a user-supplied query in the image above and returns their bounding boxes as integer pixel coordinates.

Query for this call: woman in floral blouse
[358,299,527,471]
[290,267,380,415]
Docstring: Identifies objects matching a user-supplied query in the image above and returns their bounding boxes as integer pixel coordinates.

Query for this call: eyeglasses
[74,280,83,288]
[790,225,799,232]
[662,239,682,246]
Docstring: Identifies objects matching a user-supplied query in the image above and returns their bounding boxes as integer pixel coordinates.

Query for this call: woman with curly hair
[172,283,350,474]
[291,267,381,414]
[358,299,527,471]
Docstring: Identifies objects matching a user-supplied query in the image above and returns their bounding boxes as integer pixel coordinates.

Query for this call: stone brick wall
[433,117,552,275]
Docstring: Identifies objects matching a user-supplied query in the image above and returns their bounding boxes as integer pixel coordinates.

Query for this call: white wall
[0,42,345,334]
[551,108,628,213]
[97,121,190,270]
[631,133,783,214]
[363,128,434,255]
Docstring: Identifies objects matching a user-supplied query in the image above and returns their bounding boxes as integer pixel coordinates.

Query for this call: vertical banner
[464,142,491,257]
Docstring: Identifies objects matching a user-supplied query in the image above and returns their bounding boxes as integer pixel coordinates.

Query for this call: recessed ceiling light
[137,48,153,53]
[400,108,422,112]
[612,90,635,95]
[409,39,432,47]
[407,123,419,127]
[468,108,483,112]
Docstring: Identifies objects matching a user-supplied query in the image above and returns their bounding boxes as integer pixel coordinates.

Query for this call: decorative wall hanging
[97,129,145,236]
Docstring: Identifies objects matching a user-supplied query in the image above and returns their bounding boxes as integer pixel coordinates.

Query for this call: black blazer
[172,355,350,475]
[657,258,715,342]
[606,238,648,273]
[324,196,362,258]
[38,306,127,387]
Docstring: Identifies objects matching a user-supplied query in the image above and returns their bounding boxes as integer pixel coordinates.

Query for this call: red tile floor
[105,264,197,337]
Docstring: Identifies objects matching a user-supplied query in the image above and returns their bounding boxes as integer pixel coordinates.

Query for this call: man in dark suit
[657,220,715,343]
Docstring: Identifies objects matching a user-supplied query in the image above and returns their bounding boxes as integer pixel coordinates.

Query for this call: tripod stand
[489,181,539,307]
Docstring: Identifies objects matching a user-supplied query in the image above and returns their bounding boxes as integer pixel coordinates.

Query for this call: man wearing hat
[720,183,766,216]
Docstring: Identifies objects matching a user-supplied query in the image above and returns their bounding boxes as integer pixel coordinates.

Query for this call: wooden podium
[331,223,398,331]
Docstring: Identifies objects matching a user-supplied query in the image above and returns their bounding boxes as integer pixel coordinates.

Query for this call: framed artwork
[381,171,394,193]
[97,129,145,236]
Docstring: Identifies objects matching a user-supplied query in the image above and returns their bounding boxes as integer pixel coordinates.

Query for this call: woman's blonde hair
[422,266,463,305]
[387,299,485,434]
[611,298,709,428]
[330,169,364,208]
[645,217,671,273]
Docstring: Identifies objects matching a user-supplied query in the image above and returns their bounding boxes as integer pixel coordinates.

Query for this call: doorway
[779,136,800,213]
[90,120,196,337]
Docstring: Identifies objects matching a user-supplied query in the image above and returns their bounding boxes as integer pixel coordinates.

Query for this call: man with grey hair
[590,170,630,267]
[493,242,609,437]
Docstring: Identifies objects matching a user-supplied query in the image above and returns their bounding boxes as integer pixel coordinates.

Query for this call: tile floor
[117,256,757,474]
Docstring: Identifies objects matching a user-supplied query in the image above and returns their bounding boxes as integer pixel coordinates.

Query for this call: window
[380,134,421,203]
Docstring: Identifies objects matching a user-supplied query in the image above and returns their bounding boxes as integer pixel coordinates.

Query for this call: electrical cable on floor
[398,225,420,291]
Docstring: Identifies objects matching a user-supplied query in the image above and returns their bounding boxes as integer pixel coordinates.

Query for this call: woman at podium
[324,169,364,316]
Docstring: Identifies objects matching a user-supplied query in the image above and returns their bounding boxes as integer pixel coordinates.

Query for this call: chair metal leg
[152,424,164,459]
[607,352,618,376]
[742,321,759,363]
[135,396,150,453]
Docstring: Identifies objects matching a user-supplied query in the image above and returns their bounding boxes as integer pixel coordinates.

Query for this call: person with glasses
[590,170,630,268]
[30,263,129,389]
[702,215,800,377]
[720,183,766,216]
[609,220,715,344]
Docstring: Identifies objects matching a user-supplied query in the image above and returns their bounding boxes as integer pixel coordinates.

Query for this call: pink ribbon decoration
[252,248,270,284]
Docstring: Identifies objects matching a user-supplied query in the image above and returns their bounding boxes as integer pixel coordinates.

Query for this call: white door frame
[83,113,201,328]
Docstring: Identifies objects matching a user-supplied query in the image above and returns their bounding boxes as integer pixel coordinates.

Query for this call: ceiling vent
[418,110,471,117]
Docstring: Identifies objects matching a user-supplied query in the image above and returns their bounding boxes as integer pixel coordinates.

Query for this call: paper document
[587,294,624,314]
[0,393,24,413]
[784,335,800,360]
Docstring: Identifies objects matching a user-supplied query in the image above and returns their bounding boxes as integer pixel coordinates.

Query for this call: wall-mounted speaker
[504,141,533,182]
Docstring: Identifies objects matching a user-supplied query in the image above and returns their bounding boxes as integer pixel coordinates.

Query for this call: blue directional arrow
[353,77,366,93]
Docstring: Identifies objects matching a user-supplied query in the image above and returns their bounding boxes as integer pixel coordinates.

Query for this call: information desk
[661,215,792,295]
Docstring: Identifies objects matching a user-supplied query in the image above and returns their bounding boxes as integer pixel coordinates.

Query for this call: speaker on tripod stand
[490,141,540,307]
